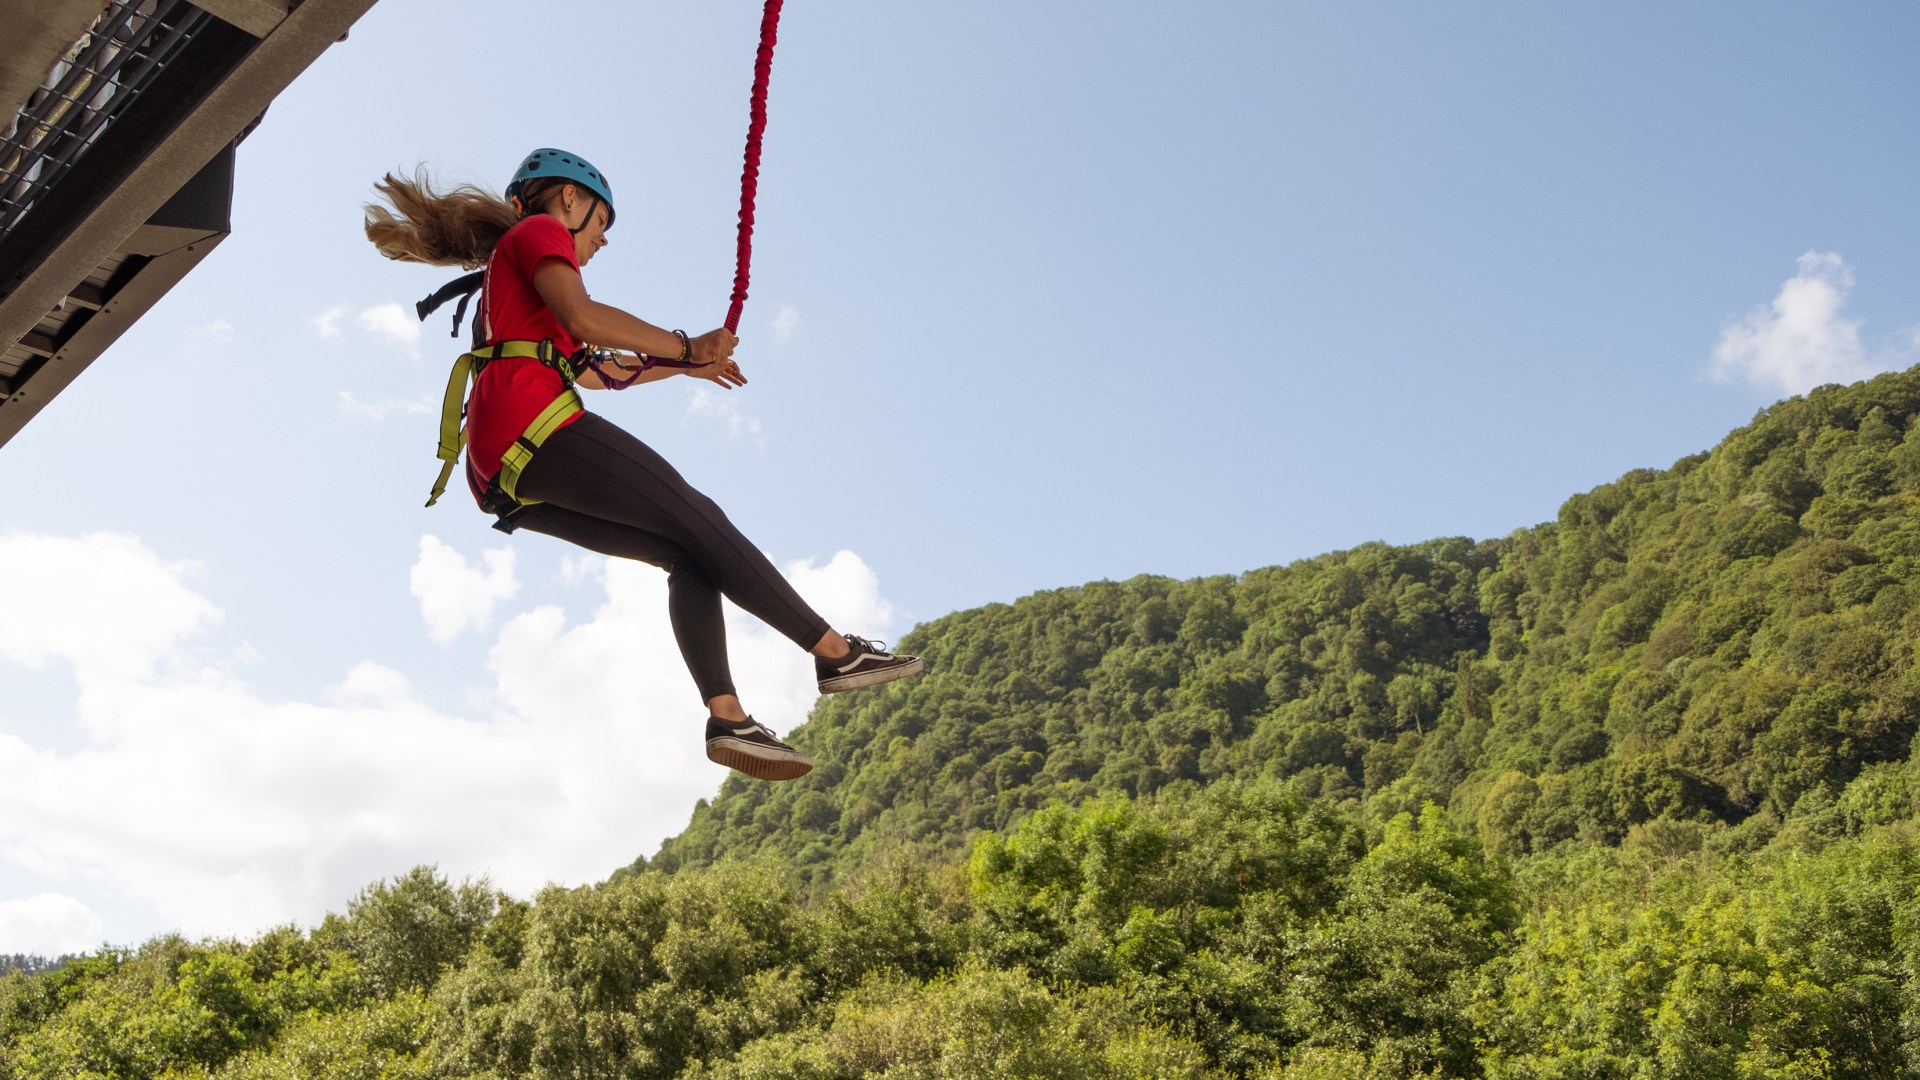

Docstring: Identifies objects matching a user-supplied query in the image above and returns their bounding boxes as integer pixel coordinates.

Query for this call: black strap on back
[416,270,486,343]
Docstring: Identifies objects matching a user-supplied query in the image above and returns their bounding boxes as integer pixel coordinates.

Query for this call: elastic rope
[725,0,783,335]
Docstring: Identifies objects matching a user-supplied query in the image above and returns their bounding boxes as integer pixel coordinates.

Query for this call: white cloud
[311,306,346,339]
[1710,251,1888,395]
[0,531,220,691]
[784,549,896,637]
[338,390,435,420]
[410,535,518,643]
[686,385,764,440]
[0,894,104,956]
[771,304,804,345]
[331,661,416,708]
[0,531,898,945]
[559,553,601,585]
[184,319,236,344]
[356,303,422,354]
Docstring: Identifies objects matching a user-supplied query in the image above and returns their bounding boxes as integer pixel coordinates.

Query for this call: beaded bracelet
[672,329,691,362]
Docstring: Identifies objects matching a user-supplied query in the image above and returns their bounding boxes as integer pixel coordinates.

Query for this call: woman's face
[554,184,611,266]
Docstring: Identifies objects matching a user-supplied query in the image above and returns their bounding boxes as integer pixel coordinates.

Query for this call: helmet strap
[568,193,601,237]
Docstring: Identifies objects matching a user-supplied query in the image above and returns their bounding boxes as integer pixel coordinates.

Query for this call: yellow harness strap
[426,339,584,509]
[497,388,584,503]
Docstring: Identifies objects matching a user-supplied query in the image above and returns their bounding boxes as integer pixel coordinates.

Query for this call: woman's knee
[666,560,718,592]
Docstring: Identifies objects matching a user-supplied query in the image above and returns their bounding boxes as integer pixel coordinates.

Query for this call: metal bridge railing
[0,0,215,242]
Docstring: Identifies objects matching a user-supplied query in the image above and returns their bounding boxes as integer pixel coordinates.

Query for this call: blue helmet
[505,148,615,227]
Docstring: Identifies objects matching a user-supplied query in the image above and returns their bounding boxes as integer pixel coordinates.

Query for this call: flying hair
[363,167,575,269]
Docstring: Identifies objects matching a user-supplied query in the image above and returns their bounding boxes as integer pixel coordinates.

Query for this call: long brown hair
[363,168,572,269]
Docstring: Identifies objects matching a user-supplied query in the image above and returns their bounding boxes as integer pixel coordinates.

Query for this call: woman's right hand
[690,328,738,365]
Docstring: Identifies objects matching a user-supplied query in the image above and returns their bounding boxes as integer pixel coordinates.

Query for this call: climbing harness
[425,338,584,531]
[413,1,787,527]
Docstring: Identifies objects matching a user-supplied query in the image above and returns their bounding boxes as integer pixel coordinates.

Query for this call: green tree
[316,866,500,999]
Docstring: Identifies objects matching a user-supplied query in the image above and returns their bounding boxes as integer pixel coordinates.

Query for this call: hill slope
[649,370,1920,884]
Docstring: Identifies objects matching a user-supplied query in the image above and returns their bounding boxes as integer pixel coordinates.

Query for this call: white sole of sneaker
[818,656,925,695]
[706,739,814,781]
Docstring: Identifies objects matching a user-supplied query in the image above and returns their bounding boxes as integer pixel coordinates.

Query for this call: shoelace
[749,719,794,745]
[844,635,889,657]
[715,717,782,741]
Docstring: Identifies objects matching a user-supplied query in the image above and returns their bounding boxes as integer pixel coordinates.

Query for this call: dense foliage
[8,371,1920,1075]
[4,795,1916,1077]
[652,372,1920,887]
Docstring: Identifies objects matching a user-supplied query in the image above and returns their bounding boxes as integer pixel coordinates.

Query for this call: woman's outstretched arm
[534,260,736,363]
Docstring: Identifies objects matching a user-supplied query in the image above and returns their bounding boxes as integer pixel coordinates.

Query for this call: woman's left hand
[691,359,747,389]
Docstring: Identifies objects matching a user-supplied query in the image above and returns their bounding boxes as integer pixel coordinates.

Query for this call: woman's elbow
[555,307,595,342]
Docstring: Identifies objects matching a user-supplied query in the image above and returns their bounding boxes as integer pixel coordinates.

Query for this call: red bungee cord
[724,0,784,335]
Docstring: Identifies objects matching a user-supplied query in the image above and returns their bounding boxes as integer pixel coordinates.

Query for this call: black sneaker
[705,716,813,781]
[816,634,925,694]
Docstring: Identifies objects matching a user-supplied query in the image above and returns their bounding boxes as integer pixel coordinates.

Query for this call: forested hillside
[653,368,1920,884]
[5,372,1920,1077]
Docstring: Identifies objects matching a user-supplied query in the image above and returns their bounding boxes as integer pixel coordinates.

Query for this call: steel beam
[0,0,375,360]
[0,227,222,445]
[190,0,291,39]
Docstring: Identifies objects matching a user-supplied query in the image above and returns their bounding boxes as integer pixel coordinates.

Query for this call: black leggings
[510,412,831,701]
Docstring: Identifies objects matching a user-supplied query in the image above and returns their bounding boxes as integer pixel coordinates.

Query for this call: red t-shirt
[465,215,585,496]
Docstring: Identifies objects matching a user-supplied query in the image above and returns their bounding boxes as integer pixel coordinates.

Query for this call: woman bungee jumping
[363,148,921,782]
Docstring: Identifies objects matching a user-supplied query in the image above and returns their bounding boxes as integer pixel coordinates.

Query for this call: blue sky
[3,0,1918,953]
